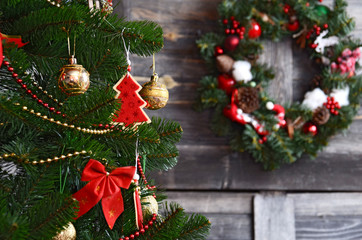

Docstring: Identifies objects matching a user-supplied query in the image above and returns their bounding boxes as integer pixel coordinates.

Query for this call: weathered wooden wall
[115,0,362,239]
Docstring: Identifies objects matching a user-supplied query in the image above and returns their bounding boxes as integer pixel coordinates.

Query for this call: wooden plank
[166,192,253,214]
[259,39,294,104]
[296,216,362,240]
[151,146,362,191]
[254,192,296,240]
[166,192,253,240]
[291,193,362,216]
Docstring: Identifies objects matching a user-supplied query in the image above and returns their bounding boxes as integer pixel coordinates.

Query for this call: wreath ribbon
[73,159,136,229]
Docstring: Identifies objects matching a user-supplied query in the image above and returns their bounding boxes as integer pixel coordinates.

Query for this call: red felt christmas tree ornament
[248,20,262,39]
[112,65,151,126]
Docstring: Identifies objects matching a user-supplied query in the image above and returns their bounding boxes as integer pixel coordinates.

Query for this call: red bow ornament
[73,159,136,229]
[0,33,28,67]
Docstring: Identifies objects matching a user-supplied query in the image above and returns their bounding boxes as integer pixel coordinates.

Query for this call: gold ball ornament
[141,195,158,218]
[53,223,76,240]
[139,74,169,110]
[58,56,90,96]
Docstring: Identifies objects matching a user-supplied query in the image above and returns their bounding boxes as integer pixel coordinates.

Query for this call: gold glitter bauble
[139,74,169,110]
[141,195,158,218]
[58,56,90,96]
[53,223,76,240]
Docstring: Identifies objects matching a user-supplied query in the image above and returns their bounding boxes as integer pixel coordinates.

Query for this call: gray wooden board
[116,0,362,191]
[166,192,362,240]
[254,193,296,240]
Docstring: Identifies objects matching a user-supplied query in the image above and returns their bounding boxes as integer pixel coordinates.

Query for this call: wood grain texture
[166,192,362,240]
[254,193,296,240]
[116,0,362,191]
[259,39,294,104]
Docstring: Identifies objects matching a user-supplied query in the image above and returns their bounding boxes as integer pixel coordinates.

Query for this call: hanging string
[152,53,156,76]
[121,28,131,66]
[134,137,139,178]
[73,34,76,57]
[67,35,71,57]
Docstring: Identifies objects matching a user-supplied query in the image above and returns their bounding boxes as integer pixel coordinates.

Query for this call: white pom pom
[302,88,328,111]
[331,86,350,107]
[237,109,243,115]
[232,60,253,83]
[266,101,274,110]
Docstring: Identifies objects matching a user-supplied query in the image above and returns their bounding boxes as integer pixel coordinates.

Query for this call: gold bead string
[21,106,113,135]
[31,80,64,107]
[0,150,89,165]
[46,0,61,7]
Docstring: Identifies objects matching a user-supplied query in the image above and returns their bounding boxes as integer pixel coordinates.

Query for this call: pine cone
[236,87,260,113]
[216,55,235,73]
[312,106,330,125]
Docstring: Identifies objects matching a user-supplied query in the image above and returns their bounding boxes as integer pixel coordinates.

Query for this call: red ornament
[248,21,262,39]
[287,20,300,32]
[217,74,236,95]
[112,71,151,126]
[303,122,318,136]
[224,35,240,51]
[72,159,136,229]
[214,46,224,56]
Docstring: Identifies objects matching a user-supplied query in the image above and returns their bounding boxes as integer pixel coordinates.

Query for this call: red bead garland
[3,57,65,117]
[118,157,157,240]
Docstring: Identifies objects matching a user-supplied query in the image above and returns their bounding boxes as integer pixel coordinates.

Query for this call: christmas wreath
[196,0,362,170]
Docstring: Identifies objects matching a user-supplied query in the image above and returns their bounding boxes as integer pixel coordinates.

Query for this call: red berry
[16,79,23,84]
[144,225,149,230]
[26,89,32,94]
[135,232,140,237]
[43,103,49,108]
[214,46,224,56]
[130,234,135,239]
[230,29,235,34]
[32,94,37,99]
[56,111,61,115]
[324,24,328,29]
[230,16,235,21]
[8,67,14,72]
[21,84,27,89]
[3,61,9,66]
[49,107,55,112]
[12,73,18,78]
[140,229,145,234]
[222,19,228,25]
[225,29,230,34]
[306,2,310,7]
[37,99,43,104]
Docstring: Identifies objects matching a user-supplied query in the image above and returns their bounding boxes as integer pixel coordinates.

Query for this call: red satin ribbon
[134,182,143,229]
[73,159,136,229]
[0,33,28,67]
